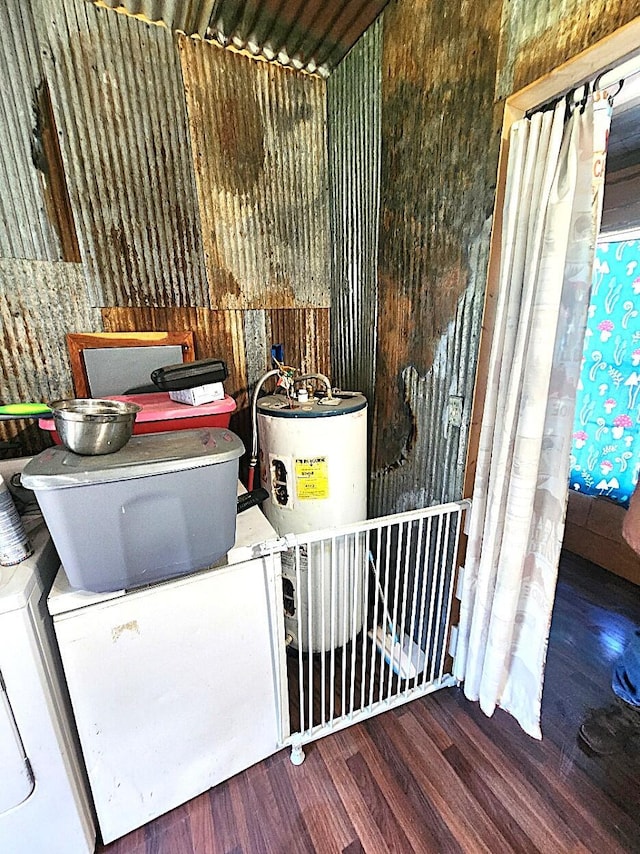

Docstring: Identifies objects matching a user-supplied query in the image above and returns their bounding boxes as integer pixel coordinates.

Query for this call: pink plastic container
[39,392,237,444]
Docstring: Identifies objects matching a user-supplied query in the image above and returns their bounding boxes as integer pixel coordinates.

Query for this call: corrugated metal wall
[39,0,209,308]
[370,222,490,513]
[364,0,640,516]
[369,0,503,515]
[3,0,640,504]
[0,1,101,455]
[0,0,66,261]
[497,0,640,98]
[1,0,331,459]
[88,0,390,77]
[0,259,102,453]
[327,17,381,410]
[178,35,330,310]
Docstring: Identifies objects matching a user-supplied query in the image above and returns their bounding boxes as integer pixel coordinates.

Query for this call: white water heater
[257,391,368,653]
[257,392,367,532]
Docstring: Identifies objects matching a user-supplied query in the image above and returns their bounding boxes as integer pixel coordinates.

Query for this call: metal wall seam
[327,18,381,408]
[0,1,64,261]
[38,0,209,308]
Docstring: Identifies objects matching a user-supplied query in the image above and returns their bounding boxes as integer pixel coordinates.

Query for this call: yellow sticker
[295,457,329,500]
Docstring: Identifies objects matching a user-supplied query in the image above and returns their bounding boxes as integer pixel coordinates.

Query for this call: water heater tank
[257,392,367,535]
[257,391,368,654]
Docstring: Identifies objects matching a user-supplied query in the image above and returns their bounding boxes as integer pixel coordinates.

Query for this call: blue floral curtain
[570,240,640,505]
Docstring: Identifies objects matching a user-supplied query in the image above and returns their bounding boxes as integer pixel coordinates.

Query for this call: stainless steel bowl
[50,399,142,455]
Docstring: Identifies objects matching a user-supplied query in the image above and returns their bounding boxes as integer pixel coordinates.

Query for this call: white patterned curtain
[453,91,612,738]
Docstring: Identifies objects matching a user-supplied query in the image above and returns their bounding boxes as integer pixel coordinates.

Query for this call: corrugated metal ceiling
[89,0,390,76]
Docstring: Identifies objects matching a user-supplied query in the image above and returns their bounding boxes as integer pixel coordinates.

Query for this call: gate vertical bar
[348,533,358,716]
[307,543,314,729]
[398,518,412,692]
[437,511,463,680]
[360,528,372,710]
[403,515,424,694]
[386,521,405,701]
[429,512,452,684]
[421,513,445,686]
[320,541,327,727]
[368,528,382,707]
[295,544,305,733]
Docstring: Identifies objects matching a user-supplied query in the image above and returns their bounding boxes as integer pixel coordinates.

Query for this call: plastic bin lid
[37,392,236,431]
[21,428,244,490]
[107,392,236,422]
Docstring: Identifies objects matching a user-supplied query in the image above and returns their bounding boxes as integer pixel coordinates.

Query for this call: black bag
[151,358,228,391]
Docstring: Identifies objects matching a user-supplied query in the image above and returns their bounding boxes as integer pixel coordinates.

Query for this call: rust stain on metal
[210,87,265,194]
[179,35,330,310]
[372,0,502,494]
[266,309,331,378]
[0,0,68,262]
[498,0,640,98]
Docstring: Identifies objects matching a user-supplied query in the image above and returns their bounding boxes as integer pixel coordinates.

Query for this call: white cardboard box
[168,382,225,406]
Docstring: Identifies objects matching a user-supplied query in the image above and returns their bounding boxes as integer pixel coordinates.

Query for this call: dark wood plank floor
[98,550,640,853]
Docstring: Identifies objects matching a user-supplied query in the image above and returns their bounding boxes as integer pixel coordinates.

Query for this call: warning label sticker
[295,457,329,500]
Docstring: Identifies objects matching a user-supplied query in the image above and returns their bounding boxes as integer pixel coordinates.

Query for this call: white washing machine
[0,458,95,854]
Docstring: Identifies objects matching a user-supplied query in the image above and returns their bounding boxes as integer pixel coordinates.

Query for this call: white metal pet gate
[261,499,470,764]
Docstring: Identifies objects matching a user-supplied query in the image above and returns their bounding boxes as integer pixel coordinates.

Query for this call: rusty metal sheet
[497,0,640,98]
[0,259,102,455]
[370,0,502,515]
[179,35,330,310]
[38,0,208,308]
[0,1,71,262]
[87,0,390,76]
[327,17,380,410]
[265,308,330,378]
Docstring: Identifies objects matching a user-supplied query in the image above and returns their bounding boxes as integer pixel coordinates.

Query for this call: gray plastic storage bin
[21,428,244,593]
